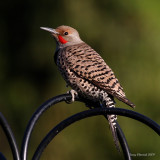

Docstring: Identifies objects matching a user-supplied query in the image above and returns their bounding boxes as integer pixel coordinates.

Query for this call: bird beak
[40,27,59,34]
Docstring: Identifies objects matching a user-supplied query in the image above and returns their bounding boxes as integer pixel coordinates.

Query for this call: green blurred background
[0,0,160,159]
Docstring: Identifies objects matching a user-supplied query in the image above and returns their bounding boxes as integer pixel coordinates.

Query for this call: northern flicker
[41,25,135,150]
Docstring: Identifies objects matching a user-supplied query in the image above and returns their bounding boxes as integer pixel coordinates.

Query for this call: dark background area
[0,0,160,159]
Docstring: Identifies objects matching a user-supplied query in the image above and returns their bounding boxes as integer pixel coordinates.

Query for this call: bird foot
[66,90,78,103]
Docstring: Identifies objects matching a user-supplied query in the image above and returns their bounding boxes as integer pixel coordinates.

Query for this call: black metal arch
[21,93,160,160]
[31,106,160,160]
[0,93,159,160]
[0,112,20,160]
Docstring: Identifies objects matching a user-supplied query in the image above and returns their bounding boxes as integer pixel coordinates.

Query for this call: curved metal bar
[32,107,160,160]
[0,112,20,160]
[20,94,72,160]
[103,113,131,160]
[116,122,131,160]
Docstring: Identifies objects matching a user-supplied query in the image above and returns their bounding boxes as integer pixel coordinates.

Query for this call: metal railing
[0,93,160,160]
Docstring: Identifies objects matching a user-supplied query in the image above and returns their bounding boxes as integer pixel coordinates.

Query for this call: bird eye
[64,32,68,35]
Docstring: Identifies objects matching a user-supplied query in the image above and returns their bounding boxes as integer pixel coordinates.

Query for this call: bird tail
[107,114,120,151]
[103,98,120,151]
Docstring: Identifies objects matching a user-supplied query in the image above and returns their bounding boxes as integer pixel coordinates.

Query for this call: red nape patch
[58,35,68,44]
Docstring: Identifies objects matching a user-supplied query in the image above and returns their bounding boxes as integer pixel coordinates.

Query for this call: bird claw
[66,90,78,103]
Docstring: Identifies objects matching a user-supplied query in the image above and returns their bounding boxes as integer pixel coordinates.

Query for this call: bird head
[40,25,83,48]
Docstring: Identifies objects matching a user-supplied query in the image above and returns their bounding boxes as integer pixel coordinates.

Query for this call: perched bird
[41,25,135,150]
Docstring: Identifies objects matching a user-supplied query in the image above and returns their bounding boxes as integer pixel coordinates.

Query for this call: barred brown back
[56,42,135,108]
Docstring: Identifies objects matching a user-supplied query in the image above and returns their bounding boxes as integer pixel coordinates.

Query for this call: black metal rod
[32,107,160,160]
[20,94,72,160]
[0,112,20,160]
[116,122,131,160]
[103,113,131,160]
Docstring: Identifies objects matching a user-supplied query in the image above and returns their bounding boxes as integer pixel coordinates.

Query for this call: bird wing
[64,43,135,108]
